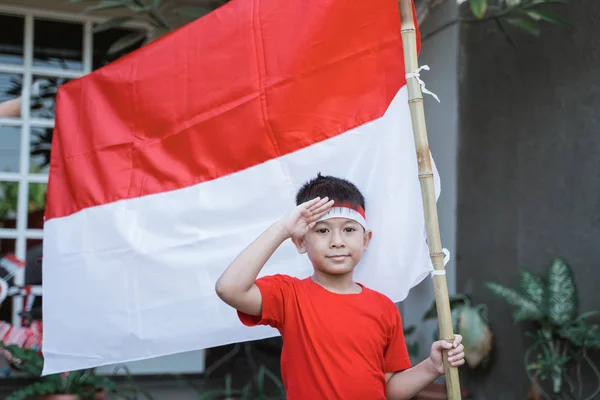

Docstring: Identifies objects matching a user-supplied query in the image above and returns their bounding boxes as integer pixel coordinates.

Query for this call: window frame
[0,3,150,328]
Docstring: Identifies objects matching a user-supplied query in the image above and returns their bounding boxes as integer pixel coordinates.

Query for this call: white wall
[402,0,460,360]
[96,350,205,376]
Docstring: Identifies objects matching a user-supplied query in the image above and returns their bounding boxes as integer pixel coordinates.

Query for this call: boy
[216,174,464,399]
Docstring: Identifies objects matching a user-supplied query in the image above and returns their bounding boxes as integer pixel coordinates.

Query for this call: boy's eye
[344,227,356,232]
[317,228,329,234]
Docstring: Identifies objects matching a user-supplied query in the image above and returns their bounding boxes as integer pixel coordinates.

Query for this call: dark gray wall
[457,1,600,398]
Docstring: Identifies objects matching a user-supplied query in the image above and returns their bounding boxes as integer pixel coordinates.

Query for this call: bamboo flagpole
[398,1,462,399]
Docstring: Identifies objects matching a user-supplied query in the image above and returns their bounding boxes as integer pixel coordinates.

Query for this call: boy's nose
[329,231,345,247]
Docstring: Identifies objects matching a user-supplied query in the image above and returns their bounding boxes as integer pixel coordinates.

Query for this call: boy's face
[292,217,372,275]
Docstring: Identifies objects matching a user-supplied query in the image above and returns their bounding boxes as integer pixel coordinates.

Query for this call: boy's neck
[311,270,362,294]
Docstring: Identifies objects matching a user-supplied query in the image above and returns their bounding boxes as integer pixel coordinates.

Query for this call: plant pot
[93,391,107,400]
[40,391,106,400]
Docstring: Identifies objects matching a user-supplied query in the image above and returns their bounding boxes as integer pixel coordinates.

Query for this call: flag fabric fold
[42,0,437,375]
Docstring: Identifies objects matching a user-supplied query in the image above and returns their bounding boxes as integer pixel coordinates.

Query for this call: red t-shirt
[238,274,411,400]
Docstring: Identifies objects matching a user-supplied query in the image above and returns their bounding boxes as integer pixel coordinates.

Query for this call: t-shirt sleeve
[237,274,293,330]
[384,302,412,373]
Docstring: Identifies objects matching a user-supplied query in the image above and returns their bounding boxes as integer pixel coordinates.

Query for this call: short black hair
[295,173,365,210]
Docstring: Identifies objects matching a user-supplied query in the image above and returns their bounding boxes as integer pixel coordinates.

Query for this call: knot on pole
[406,65,440,103]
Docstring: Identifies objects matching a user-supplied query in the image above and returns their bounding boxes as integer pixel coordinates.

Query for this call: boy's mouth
[327,255,349,261]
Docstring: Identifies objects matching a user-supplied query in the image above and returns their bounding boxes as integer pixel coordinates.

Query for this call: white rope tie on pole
[406,65,440,103]
[443,248,450,266]
[430,248,450,277]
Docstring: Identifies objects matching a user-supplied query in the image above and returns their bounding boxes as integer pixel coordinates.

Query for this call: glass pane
[24,238,43,326]
[30,75,71,120]
[27,182,46,229]
[0,181,19,228]
[0,237,18,290]
[30,127,51,174]
[0,239,20,325]
[0,73,22,119]
[0,238,16,259]
[0,125,21,173]
[25,239,43,286]
[0,14,24,65]
[93,26,145,70]
[34,18,83,71]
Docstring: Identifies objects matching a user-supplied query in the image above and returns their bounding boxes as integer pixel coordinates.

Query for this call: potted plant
[422,294,494,370]
[486,257,600,400]
[413,294,492,399]
[193,365,285,400]
[0,342,114,400]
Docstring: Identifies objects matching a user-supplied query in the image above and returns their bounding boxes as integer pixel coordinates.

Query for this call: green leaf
[469,0,488,19]
[576,311,600,321]
[560,323,600,348]
[451,306,462,332]
[524,0,569,7]
[547,258,578,325]
[84,1,130,13]
[107,31,146,54]
[486,282,544,321]
[0,342,44,376]
[522,10,570,26]
[175,6,213,19]
[93,16,134,33]
[153,0,162,6]
[262,365,286,395]
[427,307,461,345]
[518,270,546,313]
[506,17,540,35]
[407,342,420,358]
[494,18,516,48]
[422,294,469,321]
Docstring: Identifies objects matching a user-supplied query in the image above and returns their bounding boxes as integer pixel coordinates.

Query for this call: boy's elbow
[214,279,230,301]
[215,279,242,305]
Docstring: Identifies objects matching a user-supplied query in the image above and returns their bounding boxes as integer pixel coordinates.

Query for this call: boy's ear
[363,229,373,250]
[291,237,307,254]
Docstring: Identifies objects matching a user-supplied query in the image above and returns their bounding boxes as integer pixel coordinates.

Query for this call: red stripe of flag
[46,0,420,220]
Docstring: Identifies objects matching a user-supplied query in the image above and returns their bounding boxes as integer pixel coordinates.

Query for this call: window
[0,5,146,330]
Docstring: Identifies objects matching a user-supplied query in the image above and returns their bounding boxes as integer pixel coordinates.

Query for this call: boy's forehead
[316,203,367,229]
[315,217,360,225]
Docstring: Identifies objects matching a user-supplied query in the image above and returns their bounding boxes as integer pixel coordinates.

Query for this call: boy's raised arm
[215,197,333,316]
[215,222,290,316]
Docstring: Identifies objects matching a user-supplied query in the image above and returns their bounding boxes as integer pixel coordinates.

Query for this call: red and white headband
[316,202,367,229]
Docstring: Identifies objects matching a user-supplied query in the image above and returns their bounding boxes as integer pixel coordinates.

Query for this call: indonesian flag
[42,0,439,375]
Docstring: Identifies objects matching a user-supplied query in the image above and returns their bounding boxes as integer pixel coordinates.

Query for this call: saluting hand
[278,197,334,239]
